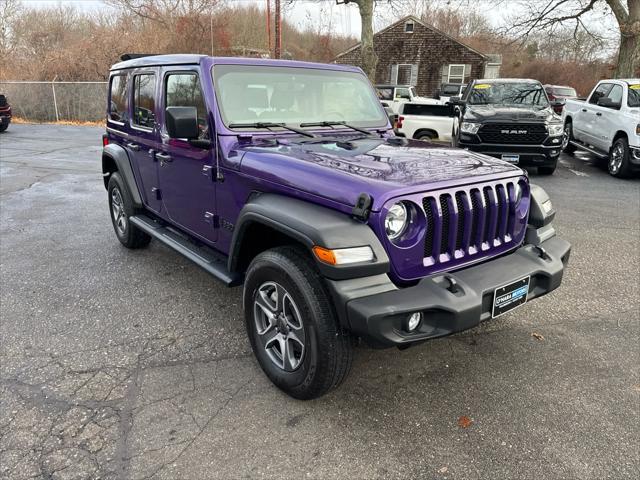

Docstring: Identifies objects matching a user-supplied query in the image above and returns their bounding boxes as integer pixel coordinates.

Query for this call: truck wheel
[415,132,435,142]
[608,137,632,178]
[0,123,8,133]
[562,121,577,154]
[244,246,353,400]
[107,172,151,249]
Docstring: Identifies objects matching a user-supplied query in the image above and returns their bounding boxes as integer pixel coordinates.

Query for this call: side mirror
[165,106,199,139]
[596,97,620,109]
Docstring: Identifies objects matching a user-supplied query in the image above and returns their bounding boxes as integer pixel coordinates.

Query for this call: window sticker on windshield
[474,84,491,89]
[630,84,640,90]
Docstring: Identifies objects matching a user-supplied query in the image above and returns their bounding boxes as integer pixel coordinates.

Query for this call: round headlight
[385,202,408,240]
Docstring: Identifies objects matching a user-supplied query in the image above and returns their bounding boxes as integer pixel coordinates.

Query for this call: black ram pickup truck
[455,79,565,175]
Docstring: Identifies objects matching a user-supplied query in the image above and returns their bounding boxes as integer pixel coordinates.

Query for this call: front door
[157,69,217,243]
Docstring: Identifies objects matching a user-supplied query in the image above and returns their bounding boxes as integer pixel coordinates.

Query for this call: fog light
[407,312,422,332]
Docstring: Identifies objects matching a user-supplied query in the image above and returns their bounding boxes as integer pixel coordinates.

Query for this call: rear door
[128,70,162,213]
[156,68,217,242]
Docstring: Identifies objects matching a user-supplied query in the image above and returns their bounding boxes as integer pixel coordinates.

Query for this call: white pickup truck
[396,102,458,143]
[562,79,640,177]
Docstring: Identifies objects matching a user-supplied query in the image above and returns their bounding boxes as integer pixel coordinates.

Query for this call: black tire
[562,121,577,154]
[107,172,151,249]
[608,137,632,178]
[538,161,557,175]
[415,131,435,142]
[0,122,8,133]
[243,246,353,400]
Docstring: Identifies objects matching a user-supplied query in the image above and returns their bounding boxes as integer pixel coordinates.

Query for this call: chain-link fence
[0,81,108,122]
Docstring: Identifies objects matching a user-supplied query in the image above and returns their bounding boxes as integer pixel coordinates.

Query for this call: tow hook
[533,245,550,261]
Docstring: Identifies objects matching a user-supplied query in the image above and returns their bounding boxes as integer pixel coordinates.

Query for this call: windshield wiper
[299,121,377,137]
[228,122,317,138]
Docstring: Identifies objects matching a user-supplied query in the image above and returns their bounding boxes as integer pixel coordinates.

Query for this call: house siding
[335,19,487,96]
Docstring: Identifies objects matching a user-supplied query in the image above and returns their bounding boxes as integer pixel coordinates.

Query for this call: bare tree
[0,0,22,61]
[336,0,407,79]
[496,0,638,78]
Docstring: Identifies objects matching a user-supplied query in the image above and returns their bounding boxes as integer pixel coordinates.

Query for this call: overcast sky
[25,0,618,47]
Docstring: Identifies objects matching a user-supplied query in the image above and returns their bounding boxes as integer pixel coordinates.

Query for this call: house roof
[335,15,488,60]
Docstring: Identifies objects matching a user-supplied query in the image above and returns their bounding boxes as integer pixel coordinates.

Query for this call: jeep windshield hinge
[352,193,373,221]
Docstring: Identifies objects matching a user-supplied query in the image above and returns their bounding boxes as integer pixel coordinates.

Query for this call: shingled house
[334,15,501,97]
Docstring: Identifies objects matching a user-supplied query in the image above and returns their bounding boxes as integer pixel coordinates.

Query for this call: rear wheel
[107,173,151,249]
[244,246,353,400]
[0,122,8,133]
[562,121,577,154]
[415,131,435,142]
[608,137,632,178]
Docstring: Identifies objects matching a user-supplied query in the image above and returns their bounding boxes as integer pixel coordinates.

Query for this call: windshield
[213,65,388,128]
[552,87,577,97]
[468,82,549,107]
[628,84,640,107]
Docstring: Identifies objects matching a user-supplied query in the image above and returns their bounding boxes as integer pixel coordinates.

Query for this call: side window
[606,85,623,105]
[165,73,208,139]
[395,88,410,100]
[109,74,128,123]
[132,74,156,129]
[588,83,612,105]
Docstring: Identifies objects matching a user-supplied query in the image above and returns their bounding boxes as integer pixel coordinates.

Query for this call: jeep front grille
[478,123,547,145]
[422,180,522,264]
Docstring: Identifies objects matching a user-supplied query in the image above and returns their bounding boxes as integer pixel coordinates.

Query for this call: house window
[405,21,414,33]
[448,64,466,83]
[391,64,418,86]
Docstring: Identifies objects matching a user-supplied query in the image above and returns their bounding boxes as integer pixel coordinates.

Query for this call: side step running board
[129,215,243,287]
[569,140,607,158]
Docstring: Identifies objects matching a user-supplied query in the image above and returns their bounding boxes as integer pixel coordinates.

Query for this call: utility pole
[266,0,272,56]
[274,0,281,59]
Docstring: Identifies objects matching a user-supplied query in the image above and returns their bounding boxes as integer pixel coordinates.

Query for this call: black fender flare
[102,143,142,208]
[228,193,389,280]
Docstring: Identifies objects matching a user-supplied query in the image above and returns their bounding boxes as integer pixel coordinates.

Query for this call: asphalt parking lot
[1,123,639,480]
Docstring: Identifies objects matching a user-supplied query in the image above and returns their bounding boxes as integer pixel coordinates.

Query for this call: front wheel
[243,246,353,400]
[608,137,632,178]
[562,122,577,154]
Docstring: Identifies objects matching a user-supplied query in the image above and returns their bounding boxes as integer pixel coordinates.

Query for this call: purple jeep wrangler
[102,55,570,399]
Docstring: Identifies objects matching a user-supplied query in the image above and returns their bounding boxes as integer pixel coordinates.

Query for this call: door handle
[156,152,172,165]
[126,142,140,151]
[581,108,587,112]
[595,112,602,116]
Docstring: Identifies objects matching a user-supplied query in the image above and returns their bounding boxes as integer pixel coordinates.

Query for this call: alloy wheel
[562,124,571,150]
[110,187,127,235]
[609,144,624,175]
[253,281,306,372]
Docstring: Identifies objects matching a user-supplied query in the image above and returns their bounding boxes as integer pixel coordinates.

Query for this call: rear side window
[589,83,612,105]
[606,85,623,105]
[402,103,453,116]
[132,74,156,129]
[109,75,128,123]
[165,73,208,139]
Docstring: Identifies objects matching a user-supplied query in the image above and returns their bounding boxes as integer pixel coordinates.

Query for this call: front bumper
[333,235,570,347]
[459,135,562,166]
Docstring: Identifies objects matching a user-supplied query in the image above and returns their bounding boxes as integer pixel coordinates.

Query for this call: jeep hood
[463,105,559,123]
[235,138,522,211]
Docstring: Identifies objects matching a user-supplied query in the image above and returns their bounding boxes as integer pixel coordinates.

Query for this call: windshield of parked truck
[468,82,549,107]
[628,84,640,107]
[213,65,388,128]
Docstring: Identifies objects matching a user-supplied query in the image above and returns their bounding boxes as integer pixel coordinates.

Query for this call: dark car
[455,78,564,175]
[544,84,578,114]
[102,55,570,399]
[0,94,12,132]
